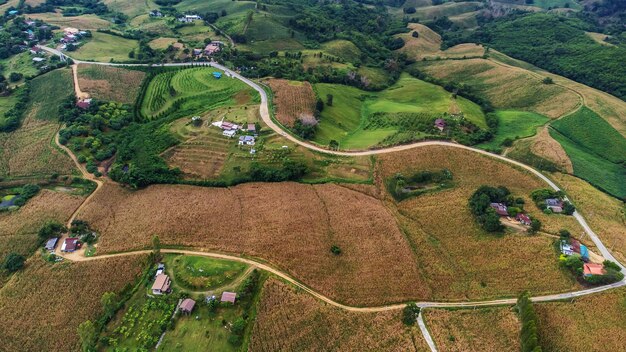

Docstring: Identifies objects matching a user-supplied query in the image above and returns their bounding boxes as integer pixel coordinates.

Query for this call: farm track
[41,46,626,349]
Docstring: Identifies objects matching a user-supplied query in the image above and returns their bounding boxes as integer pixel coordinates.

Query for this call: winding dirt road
[45,45,625,316]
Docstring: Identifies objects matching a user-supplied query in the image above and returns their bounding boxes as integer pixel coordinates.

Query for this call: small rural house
[152,274,171,295]
[490,203,509,216]
[61,238,79,252]
[220,121,240,131]
[44,237,59,251]
[239,135,255,146]
[192,48,202,56]
[149,10,163,17]
[583,263,605,277]
[179,298,196,315]
[32,57,45,63]
[569,239,589,261]
[221,291,236,304]
[204,43,220,56]
[29,46,41,55]
[76,98,92,109]
[223,129,236,138]
[247,123,257,134]
[516,213,532,226]
[545,198,564,213]
[434,118,446,132]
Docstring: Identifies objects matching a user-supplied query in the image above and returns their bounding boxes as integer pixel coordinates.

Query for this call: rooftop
[221,291,236,303]
[583,263,605,276]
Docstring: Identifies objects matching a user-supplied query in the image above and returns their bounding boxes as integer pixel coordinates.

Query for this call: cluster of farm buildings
[150,263,238,315]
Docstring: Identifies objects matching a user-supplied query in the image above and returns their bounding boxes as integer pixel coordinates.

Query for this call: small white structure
[223,130,236,138]
[560,241,574,256]
[32,57,45,62]
[178,14,201,23]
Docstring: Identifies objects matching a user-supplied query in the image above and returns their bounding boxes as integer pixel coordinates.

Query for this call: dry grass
[535,287,626,352]
[377,146,581,300]
[529,127,573,173]
[425,307,520,351]
[396,24,484,60]
[250,278,429,351]
[148,37,179,50]
[162,133,229,179]
[585,32,615,47]
[77,64,146,104]
[80,182,427,306]
[28,12,111,30]
[0,189,84,259]
[0,255,145,352]
[416,58,579,119]
[266,79,316,127]
[0,113,77,178]
[552,172,626,262]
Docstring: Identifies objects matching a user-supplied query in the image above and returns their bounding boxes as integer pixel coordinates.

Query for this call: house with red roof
[516,213,532,226]
[490,203,509,217]
[583,263,605,277]
[61,238,79,252]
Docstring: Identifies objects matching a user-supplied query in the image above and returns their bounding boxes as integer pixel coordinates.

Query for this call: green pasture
[0,52,40,83]
[551,107,626,164]
[176,0,255,15]
[550,128,626,199]
[0,94,18,121]
[165,255,248,291]
[479,110,549,149]
[140,67,259,118]
[313,74,486,148]
[321,40,362,63]
[73,32,139,62]
[28,69,74,120]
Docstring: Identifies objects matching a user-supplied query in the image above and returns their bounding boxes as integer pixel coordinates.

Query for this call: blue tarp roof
[212,72,222,78]
[580,245,589,259]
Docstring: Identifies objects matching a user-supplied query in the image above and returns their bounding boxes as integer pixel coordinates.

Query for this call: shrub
[401,303,420,326]
[330,245,342,255]
[3,252,25,272]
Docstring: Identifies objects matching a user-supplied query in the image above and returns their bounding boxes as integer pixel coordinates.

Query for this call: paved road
[42,45,626,316]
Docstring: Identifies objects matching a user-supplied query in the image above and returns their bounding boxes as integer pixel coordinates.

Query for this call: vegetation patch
[73,32,140,62]
[479,110,549,150]
[165,254,248,291]
[77,64,147,104]
[266,78,316,127]
[516,291,542,352]
[386,169,453,201]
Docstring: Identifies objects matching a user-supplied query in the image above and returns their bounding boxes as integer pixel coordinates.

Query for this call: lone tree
[326,94,333,106]
[77,320,97,352]
[101,292,117,320]
[3,253,25,272]
[402,303,421,325]
[412,31,419,38]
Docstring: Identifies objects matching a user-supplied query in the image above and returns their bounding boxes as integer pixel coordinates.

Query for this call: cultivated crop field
[0,255,145,352]
[0,189,84,260]
[79,182,428,306]
[250,279,429,351]
[77,64,146,104]
[266,79,316,127]
[425,307,520,351]
[0,70,77,178]
[28,13,111,29]
[140,67,259,118]
[414,58,580,119]
[478,110,549,149]
[313,74,486,148]
[377,146,583,299]
[535,287,626,351]
[73,32,140,62]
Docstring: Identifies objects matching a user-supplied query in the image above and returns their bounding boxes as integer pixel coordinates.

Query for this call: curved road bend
[43,45,626,308]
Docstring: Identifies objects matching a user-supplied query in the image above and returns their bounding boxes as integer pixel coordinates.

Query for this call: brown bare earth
[77,64,146,104]
[250,278,429,351]
[416,58,579,119]
[266,79,316,127]
[552,172,626,263]
[0,256,145,352]
[377,146,581,300]
[0,190,84,260]
[425,307,521,351]
[530,127,574,173]
[536,287,626,352]
[79,182,428,306]
[0,113,77,179]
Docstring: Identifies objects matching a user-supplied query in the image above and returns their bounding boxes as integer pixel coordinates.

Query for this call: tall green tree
[77,320,97,352]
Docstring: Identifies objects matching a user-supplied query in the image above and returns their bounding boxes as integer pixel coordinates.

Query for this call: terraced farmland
[163,131,231,179]
[140,67,259,118]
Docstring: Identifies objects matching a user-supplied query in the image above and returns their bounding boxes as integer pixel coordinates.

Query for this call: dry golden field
[28,12,111,30]
[266,79,316,127]
[77,64,146,104]
[0,255,145,352]
[425,307,520,351]
[250,279,429,351]
[377,146,581,299]
[0,115,76,178]
[0,190,84,260]
[79,182,428,306]
[415,58,579,119]
[552,172,626,262]
[529,127,574,173]
[535,287,626,352]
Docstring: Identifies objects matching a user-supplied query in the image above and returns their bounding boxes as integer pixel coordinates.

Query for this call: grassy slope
[479,110,549,148]
[73,32,139,62]
[313,74,486,148]
[0,52,39,82]
[0,94,18,122]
